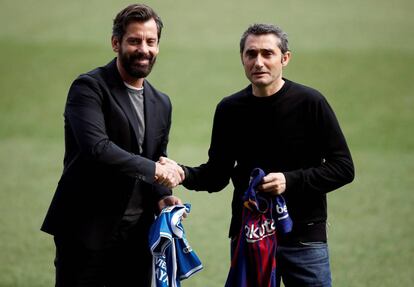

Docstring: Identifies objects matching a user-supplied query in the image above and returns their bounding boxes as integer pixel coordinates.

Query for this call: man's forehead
[124,19,158,35]
[244,33,280,49]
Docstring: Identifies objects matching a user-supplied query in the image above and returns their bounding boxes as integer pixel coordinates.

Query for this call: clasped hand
[154,157,185,189]
[257,172,286,195]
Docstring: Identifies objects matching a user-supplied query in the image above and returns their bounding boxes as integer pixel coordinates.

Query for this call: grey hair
[240,23,289,54]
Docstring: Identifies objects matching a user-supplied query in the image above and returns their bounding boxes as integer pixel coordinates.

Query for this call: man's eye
[147,40,157,46]
[246,52,257,58]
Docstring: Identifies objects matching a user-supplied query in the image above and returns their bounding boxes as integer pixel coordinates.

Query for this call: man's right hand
[154,158,185,189]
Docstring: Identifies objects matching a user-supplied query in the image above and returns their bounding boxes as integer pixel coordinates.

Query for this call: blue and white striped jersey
[149,204,203,287]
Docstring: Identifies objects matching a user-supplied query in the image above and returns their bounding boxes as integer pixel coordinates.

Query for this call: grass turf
[0,0,413,286]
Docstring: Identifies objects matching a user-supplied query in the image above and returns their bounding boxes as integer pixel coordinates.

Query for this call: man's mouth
[132,54,152,66]
[135,59,149,66]
[252,71,267,76]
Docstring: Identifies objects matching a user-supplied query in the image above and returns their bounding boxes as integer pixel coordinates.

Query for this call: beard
[119,48,157,79]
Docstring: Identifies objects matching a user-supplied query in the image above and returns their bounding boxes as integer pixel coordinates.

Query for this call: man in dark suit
[41,4,184,286]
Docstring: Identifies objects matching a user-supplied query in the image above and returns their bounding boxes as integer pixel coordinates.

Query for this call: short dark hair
[112,4,163,42]
[240,23,289,54]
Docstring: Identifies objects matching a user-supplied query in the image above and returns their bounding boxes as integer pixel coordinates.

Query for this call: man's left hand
[257,172,286,195]
[157,195,183,211]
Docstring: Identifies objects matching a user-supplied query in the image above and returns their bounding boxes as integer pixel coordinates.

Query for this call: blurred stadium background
[0,0,413,286]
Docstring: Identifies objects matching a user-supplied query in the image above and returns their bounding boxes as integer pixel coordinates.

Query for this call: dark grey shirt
[125,83,145,154]
[122,83,146,223]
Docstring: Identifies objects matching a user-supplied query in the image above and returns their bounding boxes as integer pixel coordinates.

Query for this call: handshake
[154,157,185,189]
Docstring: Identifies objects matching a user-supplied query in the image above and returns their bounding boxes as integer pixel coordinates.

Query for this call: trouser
[53,224,152,287]
[276,242,332,287]
[230,237,331,287]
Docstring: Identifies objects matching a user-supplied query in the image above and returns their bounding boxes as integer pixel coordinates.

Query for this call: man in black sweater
[162,23,354,286]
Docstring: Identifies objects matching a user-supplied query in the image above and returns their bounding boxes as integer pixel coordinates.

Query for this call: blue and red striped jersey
[225,168,292,287]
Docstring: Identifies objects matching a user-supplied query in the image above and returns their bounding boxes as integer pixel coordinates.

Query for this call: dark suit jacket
[41,58,172,249]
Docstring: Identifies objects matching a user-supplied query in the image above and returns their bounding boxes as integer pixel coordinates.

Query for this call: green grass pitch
[0,0,413,286]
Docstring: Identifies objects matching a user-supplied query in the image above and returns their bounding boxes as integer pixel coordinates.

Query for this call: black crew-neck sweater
[183,79,354,244]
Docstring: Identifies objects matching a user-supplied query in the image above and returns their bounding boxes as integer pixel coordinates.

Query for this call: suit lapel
[105,59,143,149]
[143,80,157,157]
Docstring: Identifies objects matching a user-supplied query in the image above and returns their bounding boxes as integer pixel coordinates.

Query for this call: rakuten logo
[244,219,275,243]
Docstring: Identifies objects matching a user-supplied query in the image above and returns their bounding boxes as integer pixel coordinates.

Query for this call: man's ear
[111,36,120,53]
[281,51,291,66]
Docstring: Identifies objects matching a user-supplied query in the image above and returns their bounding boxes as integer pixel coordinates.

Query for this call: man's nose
[136,42,149,54]
[254,56,264,69]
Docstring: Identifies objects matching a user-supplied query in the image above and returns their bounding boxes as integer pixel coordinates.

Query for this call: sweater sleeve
[283,96,354,194]
[182,102,235,192]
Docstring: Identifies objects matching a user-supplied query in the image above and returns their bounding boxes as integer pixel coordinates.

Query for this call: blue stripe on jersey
[149,204,203,287]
